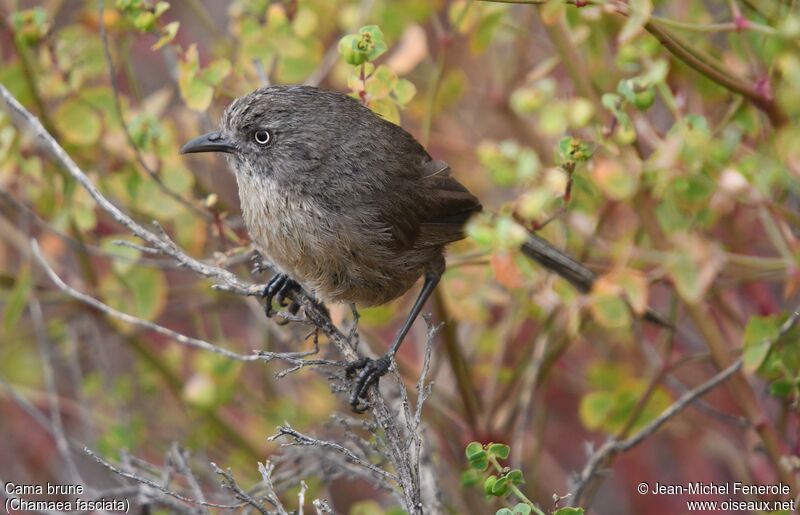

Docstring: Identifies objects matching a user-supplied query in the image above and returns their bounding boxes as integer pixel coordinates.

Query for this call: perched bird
[181,85,482,412]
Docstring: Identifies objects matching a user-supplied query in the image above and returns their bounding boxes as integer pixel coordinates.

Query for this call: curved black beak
[180,131,236,154]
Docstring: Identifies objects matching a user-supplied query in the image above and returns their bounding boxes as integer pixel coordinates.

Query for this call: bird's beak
[180,131,236,154]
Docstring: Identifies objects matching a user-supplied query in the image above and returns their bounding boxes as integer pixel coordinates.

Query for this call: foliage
[463,441,583,515]
[2,0,800,513]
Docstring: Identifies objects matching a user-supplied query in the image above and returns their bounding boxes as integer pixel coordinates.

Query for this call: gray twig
[85,448,246,510]
[211,463,271,515]
[98,1,210,220]
[569,358,743,505]
[1,80,438,514]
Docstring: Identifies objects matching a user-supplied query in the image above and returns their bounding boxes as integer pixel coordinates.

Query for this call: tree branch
[569,357,743,506]
[1,82,436,514]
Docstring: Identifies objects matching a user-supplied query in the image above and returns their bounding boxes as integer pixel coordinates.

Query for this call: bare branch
[270,423,399,486]
[211,463,272,515]
[97,1,211,220]
[2,79,435,514]
[32,241,260,362]
[569,357,743,505]
[85,448,246,510]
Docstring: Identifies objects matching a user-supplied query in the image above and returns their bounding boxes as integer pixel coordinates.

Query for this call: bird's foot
[261,273,300,318]
[345,355,391,413]
[250,252,271,276]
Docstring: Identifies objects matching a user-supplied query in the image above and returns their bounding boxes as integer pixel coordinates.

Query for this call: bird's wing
[415,160,482,246]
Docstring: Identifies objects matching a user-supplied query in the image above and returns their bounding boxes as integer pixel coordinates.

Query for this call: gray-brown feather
[221,85,481,306]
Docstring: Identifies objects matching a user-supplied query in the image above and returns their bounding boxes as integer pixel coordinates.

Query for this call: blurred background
[1,0,799,513]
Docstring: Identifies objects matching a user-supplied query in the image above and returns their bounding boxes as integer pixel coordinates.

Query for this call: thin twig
[211,463,271,515]
[85,448,247,510]
[32,241,260,362]
[1,80,433,514]
[271,423,400,485]
[98,1,211,220]
[570,357,743,505]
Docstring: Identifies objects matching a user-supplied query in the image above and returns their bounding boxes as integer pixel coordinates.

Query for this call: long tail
[520,232,673,329]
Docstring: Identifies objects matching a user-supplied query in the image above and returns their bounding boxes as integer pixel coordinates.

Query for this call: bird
[181,85,482,412]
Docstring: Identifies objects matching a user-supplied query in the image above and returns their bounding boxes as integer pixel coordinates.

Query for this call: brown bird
[181,85,482,411]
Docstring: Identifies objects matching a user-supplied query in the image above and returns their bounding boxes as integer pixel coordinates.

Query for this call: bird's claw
[346,356,391,413]
[250,252,270,277]
[261,273,299,317]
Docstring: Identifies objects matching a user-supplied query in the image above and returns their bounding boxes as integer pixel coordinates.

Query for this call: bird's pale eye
[254,129,271,145]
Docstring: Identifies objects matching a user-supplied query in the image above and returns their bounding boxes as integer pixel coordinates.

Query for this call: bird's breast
[234,172,424,306]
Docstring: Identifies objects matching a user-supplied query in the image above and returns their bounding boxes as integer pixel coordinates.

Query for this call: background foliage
[1,0,799,513]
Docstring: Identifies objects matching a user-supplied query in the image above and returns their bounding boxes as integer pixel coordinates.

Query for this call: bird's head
[180,85,375,181]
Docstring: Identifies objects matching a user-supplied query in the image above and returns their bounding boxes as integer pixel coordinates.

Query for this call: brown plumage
[181,85,481,411]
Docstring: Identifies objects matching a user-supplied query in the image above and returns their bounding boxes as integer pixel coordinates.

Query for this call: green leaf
[497,509,515,515]
[101,236,142,275]
[393,79,417,105]
[554,508,585,515]
[461,468,483,487]
[101,267,168,322]
[488,443,510,460]
[152,21,179,50]
[512,503,533,515]
[178,46,230,111]
[491,476,510,496]
[618,0,652,44]
[589,293,632,329]
[592,157,638,200]
[579,391,615,430]
[483,475,498,496]
[358,25,387,59]
[199,59,232,86]
[507,469,524,485]
[338,34,367,65]
[465,441,484,458]
[54,99,102,146]
[11,7,49,45]
[369,98,400,125]
[769,378,794,397]
[154,1,170,18]
[365,65,397,100]
[742,315,781,372]
[469,450,489,471]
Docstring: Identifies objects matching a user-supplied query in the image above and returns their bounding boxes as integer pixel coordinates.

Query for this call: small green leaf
[618,0,652,43]
[198,58,232,86]
[512,504,533,515]
[369,98,400,125]
[483,475,498,496]
[461,468,482,487]
[488,443,510,460]
[338,34,367,66]
[589,293,632,329]
[152,21,179,50]
[393,78,417,105]
[554,508,585,515]
[469,451,489,471]
[496,509,515,515]
[633,88,656,110]
[11,7,49,45]
[153,1,170,17]
[742,315,781,372]
[769,378,794,397]
[491,476,510,496]
[506,469,524,485]
[54,98,102,146]
[465,441,483,458]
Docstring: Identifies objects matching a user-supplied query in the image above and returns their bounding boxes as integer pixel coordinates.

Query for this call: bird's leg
[261,273,300,317]
[346,271,441,413]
